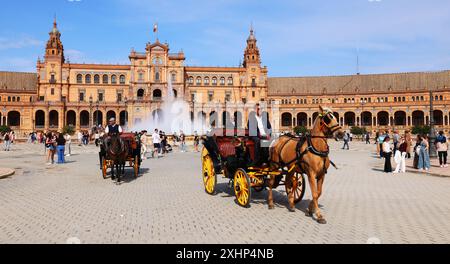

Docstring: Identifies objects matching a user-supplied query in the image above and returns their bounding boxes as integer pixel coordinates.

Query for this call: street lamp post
[89,96,93,129]
[96,100,99,127]
[124,97,128,130]
[428,90,437,158]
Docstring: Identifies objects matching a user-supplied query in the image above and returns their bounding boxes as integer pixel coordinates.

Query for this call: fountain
[131,74,207,135]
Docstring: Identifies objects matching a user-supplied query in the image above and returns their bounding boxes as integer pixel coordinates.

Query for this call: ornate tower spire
[45,17,64,62]
[243,25,260,68]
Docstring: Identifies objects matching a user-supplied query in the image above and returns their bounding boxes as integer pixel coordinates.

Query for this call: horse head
[108,133,124,156]
[318,106,344,139]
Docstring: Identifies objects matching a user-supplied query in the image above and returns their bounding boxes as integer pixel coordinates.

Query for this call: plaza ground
[0,141,449,244]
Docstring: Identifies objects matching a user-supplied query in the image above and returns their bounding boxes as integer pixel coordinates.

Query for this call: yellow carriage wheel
[285,172,306,204]
[234,169,251,207]
[201,147,216,195]
[102,159,108,179]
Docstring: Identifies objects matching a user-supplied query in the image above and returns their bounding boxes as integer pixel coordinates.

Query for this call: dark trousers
[342,140,349,149]
[438,151,448,165]
[384,152,392,172]
[366,139,370,144]
[393,142,398,153]
[251,136,261,164]
[379,144,383,158]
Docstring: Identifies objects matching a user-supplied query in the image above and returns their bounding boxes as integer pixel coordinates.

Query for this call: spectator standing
[436,131,448,168]
[152,129,161,158]
[141,131,148,160]
[365,132,371,144]
[45,132,56,165]
[77,131,83,146]
[382,136,393,173]
[417,135,431,171]
[349,132,353,142]
[56,133,66,164]
[405,130,412,159]
[393,131,400,153]
[65,133,72,157]
[393,137,407,174]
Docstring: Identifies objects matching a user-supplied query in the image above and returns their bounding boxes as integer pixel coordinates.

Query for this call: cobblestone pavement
[0,141,449,244]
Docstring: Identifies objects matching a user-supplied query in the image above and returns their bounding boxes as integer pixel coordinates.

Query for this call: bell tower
[45,17,65,63]
[243,26,260,68]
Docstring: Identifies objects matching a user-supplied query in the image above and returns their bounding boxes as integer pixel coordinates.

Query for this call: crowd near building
[1,19,449,137]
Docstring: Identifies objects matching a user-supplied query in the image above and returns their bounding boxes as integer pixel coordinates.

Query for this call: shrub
[293,126,308,135]
[350,126,367,135]
[412,125,430,136]
[0,125,11,134]
[62,125,76,135]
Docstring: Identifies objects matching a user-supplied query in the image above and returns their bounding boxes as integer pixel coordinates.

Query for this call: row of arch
[76,74,126,85]
[281,110,447,127]
[33,110,128,128]
[136,88,177,100]
[188,76,233,86]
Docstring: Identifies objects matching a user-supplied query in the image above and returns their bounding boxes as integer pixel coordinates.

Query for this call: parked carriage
[201,128,306,207]
[100,133,141,180]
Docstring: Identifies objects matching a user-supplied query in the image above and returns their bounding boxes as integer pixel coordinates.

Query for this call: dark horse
[104,133,128,183]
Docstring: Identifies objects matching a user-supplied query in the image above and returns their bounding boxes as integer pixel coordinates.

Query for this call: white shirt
[152,133,161,144]
[105,125,123,134]
[382,142,392,153]
[65,134,72,144]
[255,114,267,137]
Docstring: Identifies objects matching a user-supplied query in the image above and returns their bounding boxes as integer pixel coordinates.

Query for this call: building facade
[1,20,449,137]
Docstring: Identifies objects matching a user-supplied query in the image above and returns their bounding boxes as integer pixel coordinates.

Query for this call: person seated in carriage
[247,103,272,167]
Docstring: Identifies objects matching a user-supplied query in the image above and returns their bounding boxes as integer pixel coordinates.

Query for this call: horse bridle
[318,111,342,137]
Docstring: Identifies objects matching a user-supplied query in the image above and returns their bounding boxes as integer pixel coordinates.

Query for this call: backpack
[4,134,10,141]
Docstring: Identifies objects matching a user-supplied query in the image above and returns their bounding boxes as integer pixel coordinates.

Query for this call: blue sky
[1,0,450,77]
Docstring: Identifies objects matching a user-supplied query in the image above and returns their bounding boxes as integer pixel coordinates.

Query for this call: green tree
[62,125,76,135]
[411,125,430,135]
[293,126,308,135]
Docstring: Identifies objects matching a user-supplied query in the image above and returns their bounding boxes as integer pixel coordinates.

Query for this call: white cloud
[0,36,43,50]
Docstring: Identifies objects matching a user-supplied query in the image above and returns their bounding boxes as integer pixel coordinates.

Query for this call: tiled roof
[0,71,37,92]
[268,70,450,95]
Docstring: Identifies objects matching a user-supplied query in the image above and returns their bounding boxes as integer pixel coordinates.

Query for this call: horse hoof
[268,205,275,210]
[288,207,295,213]
[317,218,327,224]
[305,211,313,217]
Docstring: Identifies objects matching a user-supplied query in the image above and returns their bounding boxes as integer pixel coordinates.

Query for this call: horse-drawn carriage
[201,128,306,207]
[100,132,141,182]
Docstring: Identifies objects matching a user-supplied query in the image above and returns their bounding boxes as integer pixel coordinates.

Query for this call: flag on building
[153,23,158,33]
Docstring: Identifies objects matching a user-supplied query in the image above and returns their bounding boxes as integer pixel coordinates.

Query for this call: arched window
[153,89,162,100]
[171,72,176,83]
[76,74,83,84]
[212,77,217,85]
[102,75,108,84]
[111,75,117,84]
[220,77,225,85]
[204,77,210,85]
[138,72,144,81]
[137,89,145,99]
[155,71,160,82]
[94,75,100,84]
[120,75,126,84]
[85,74,91,84]
[228,77,233,85]
[188,76,194,84]
[196,77,202,85]
[440,95,444,101]
[281,113,292,127]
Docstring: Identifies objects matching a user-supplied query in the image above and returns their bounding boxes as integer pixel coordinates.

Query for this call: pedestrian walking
[180,131,186,152]
[405,130,412,159]
[382,136,393,173]
[194,131,200,152]
[141,130,148,160]
[3,132,11,151]
[436,131,448,168]
[393,137,407,174]
[342,132,350,150]
[365,132,371,144]
[393,131,400,153]
[94,131,100,147]
[378,133,386,158]
[56,133,66,164]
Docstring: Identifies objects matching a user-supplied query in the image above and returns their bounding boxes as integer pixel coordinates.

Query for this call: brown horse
[106,133,128,183]
[268,106,344,224]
